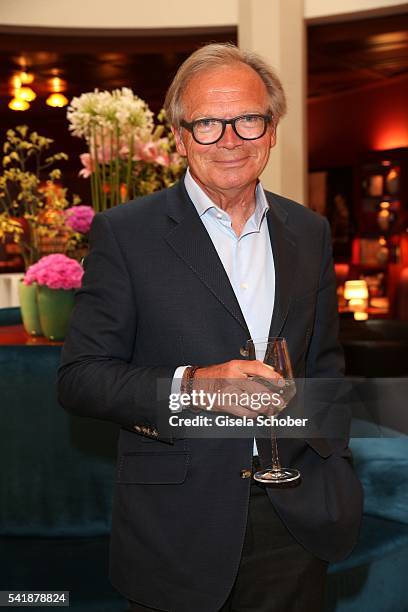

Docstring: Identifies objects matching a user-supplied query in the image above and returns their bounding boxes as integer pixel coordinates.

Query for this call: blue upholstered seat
[0,306,22,326]
[326,435,408,611]
[1,308,407,611]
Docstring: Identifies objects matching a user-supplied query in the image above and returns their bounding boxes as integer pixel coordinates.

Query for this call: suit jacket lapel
[164,181,298,338]
[266,193,298,338]
[165,181,249,333]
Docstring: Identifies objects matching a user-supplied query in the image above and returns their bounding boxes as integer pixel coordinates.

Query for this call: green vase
[37,286,75,341]
[18,281,43,336]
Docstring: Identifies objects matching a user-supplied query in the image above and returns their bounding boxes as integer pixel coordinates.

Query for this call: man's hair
[164,42,287,128]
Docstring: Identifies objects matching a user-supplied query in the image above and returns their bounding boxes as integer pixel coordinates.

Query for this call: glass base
[253,467,301,484]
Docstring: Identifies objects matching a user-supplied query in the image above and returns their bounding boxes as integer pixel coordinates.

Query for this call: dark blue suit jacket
[58,179,363,612]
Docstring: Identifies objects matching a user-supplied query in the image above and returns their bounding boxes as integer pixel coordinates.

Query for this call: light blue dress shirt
[173,169,276,453]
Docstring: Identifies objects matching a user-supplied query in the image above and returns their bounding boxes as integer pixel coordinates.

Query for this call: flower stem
[115,123,121,206]
[126,134,134,202]
[100,127,107,211]
[91,127,101,213]
[109,130,114,208]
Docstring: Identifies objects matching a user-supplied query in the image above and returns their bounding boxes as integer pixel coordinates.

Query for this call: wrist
[180,365,201,408]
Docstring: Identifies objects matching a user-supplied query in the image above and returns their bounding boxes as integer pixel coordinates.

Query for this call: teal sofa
[0,308,126,611]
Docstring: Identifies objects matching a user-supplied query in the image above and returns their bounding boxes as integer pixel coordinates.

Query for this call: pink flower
[65,205,95,234]
[79,153,93,178]
[133,140,171,167]
[24,254,84,290]
[155,152,170,167]
[79,144,117,177]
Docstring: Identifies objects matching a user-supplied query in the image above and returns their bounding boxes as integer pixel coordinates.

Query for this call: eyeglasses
[180,113,272,145]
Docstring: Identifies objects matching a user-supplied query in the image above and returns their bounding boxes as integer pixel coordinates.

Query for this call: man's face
[173,63,276,197]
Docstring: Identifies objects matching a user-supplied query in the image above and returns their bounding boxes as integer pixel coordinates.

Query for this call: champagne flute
[246,337,301,485]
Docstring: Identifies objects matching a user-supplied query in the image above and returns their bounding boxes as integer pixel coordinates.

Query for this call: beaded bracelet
[181,365,201,406]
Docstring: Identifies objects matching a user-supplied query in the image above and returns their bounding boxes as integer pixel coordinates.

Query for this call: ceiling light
[49,77,67,92]
[16,86,36,102]
[8,98,30,111]
[51,77,62,91]
[46,93,68,108]
[20,71,34,84]
[11,75,22,89]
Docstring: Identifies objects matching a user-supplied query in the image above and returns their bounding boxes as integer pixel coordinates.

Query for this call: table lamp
[344,280,369,321]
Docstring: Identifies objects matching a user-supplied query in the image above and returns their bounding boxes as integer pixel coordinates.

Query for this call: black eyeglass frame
[180,113,273,145]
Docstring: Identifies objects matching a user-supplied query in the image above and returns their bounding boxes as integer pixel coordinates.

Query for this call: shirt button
[216,212,223,219]
[241,283,248,290]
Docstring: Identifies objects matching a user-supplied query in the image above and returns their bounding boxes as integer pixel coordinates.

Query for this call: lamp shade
[16,86,36,102]
[46,93,68,108]
[344,280,369,301]
[8,97,30,111]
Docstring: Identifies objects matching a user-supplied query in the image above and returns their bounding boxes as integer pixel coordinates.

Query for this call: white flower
[67,90,113,138]
[67,88,154,142]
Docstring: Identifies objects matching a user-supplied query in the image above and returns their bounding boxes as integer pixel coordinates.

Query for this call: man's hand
[191,359,286,417]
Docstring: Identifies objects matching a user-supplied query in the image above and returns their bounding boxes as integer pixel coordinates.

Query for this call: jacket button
[240,469,252,479]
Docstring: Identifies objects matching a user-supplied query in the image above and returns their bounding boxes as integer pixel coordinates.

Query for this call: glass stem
[271,432,282,472]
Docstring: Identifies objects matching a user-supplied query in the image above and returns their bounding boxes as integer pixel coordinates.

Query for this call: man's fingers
[237,360,283,382]
[194,359,284,383]
[225,404,262,418]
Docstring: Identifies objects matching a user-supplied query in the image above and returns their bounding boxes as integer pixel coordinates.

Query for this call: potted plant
[0,126,95,331]
[23,254,84,340]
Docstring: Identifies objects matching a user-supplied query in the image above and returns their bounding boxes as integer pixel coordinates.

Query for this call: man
[58,43,363,612]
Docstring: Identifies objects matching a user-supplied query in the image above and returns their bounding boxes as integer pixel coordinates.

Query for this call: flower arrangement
[0,126,86,269]
[67,88,185,211]
[64,205,95,234]
[24,253,84,290]
[21,253,83,340]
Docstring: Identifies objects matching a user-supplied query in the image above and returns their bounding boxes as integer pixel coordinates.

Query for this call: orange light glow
[11,75,22,90]
[16,86,36,102]
[354,312,368,321]
[373,125,408,150]
[344,280,369,301]
[20,71,34,84]
[46,93,68,108]
[49,77,66,92]
[8,98,30,111]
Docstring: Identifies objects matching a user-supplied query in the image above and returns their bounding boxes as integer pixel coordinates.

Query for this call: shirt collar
[184,167,269,231]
